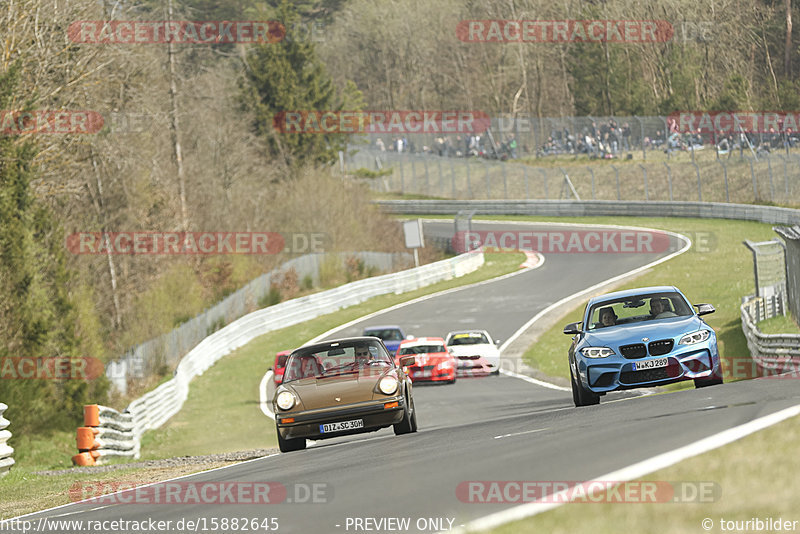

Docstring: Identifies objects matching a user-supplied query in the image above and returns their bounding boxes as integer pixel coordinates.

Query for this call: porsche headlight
[679,329,711,345]
[378,376,399,395]
[580,347,615,358]
[276,391,296,410]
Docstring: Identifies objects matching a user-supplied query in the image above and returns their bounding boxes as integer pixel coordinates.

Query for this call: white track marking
[494,428,549,439]
[449,403,800,533]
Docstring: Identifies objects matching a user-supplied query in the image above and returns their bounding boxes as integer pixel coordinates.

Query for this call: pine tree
[240,0,358,170]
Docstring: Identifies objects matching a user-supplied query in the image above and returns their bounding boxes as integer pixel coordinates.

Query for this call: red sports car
[272,350,292,386]
[395,337,456,384]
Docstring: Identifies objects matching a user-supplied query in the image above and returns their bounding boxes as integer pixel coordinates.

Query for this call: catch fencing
[108,251,413,394]
[773,226,800,324]
[74,252,483,465]
[0,403,13,476]
[349,148,800,205]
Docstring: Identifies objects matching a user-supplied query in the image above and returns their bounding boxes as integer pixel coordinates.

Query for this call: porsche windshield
[282,340,392,382]
[587,292,693,330]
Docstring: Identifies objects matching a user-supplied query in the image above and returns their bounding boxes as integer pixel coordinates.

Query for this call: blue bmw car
[362,325,409,356]
[563,286,723,407]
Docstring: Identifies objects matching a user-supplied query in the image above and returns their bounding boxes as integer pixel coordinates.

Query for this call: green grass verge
[489,413,800,534]
[451,215,776,385]
[0,252,524,518]
[757,314,800,335]
[139,251,524,458]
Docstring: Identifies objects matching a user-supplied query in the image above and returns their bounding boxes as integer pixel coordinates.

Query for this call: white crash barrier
[741,298,800,376]
[73,252,484,465]
[72,404,138,466]
[0,403,13,476]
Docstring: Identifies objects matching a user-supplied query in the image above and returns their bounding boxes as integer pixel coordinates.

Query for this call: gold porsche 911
[273,336,418,452]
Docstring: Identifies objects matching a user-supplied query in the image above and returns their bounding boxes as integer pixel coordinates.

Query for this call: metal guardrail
[375,199,800,225]
[108,251,414,394]
[740,297,800,374]
[0,403,13,476]
[74,252,484,465]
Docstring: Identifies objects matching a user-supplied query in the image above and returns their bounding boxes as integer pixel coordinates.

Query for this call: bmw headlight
[580,347,615,358]
[276,391,296,410]
[679,329,711,345]
[378,376,399,395]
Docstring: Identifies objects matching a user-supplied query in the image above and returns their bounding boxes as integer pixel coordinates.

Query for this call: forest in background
[0,0,797,433]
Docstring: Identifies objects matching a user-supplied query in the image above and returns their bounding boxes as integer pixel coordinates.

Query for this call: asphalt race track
[19,221,800,534]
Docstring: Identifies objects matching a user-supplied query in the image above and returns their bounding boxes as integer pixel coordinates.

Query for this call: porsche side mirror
[494,339,501,345]
[563,322,583,335]
[695,303,715,316]
[399,355,415,367]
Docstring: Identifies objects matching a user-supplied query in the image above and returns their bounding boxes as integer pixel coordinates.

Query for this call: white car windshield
[448,333,489,345]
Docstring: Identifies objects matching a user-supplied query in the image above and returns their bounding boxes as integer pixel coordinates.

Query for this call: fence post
[692,162,702,201]
[437,158,444,197]
[538,169,549,199]
[634,116,646,160]
[747,156,757,200]
[449,158,456,198]
[766,156,775,202]
[485,163,491,199]
[586,166,595,199]
[524,165,529,199]
[718,160,729,202]
[411,158,417,195]
[639,164,648,201]
[663,162,673,201]
[502,163,508,198]
[423,158,430,195]
[610,165,621,200]
[399,159,405,196]
[466,158,472,198]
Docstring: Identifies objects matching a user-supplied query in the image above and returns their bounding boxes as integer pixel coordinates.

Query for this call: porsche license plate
[633,357,669,371]
[319,419,364,433]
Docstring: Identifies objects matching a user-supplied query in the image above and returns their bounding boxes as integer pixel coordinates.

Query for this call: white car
[445,330,501,376]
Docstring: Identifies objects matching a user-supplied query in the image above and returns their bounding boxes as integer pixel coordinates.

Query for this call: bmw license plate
[320,419,364,433]
[633,357,669,371]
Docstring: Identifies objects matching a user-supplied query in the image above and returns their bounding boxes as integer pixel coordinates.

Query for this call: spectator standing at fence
[376,138,385,152]
[621,123,631,151]
[508,133,518,158]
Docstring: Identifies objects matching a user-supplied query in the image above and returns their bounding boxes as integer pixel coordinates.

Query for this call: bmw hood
[582,316,707,346]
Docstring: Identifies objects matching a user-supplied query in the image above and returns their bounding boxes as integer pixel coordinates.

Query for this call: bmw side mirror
[695,303,715,316]
[494,339,501,345]
[563,322,583,335]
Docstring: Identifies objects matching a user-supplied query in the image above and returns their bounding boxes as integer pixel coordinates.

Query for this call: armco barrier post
[0,403,13,476]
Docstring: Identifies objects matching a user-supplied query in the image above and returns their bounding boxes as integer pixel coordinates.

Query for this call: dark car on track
[564,286,723,407]
[362,325,410,355]
[273,336,417,452]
